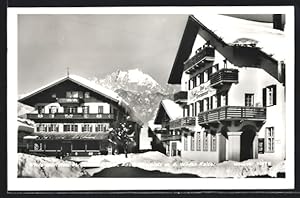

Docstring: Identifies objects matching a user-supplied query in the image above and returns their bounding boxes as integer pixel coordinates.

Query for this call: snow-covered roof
[19,74,142,124]
[18,117,34,133]
[161,99,182,120]
[169,14,284,84]
[154,99,182,124]
[20,74,123,104]
[192,14,286,61]
[147,120,161,131]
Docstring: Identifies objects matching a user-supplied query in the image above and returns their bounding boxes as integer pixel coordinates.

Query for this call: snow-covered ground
[18,152,285,178]
[18,153,88,178]
[78,151,285,178]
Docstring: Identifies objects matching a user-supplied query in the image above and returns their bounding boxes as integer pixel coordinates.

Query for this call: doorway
[240,127,256,161]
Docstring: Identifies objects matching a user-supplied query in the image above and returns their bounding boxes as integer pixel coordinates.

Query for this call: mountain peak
[92,68,172,94]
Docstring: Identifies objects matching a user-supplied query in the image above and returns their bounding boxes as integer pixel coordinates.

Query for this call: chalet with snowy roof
[151,99,184,156]
[18,74,142,156]
[154,14,286,164]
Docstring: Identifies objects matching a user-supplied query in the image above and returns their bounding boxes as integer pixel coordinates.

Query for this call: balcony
[169,117,196,129]
[210,69,239,88]
[184,47,215,74]
[26,113,114,120]
[173,91,188,103]
[160,134,181,142]
[198,106,266,125]
[57,98,83,105]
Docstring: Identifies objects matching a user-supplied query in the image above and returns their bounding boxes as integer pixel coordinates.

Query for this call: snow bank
[79,151,279,178]
[268,160,285,177]
[18,153,88,178]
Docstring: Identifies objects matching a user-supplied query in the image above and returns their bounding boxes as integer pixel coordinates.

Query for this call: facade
[18,74,142,156]
[152,99,183,156]
[154,15,286,164]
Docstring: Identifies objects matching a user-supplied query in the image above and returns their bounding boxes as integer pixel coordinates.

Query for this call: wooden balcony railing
[173,91,188,103]
[169,117,196,129]
[210,69,239,88]
[26,113,115,120]
[198,106,266,125]
[160,134,181,142]
[184,47,215,73]
[57,98,83,104]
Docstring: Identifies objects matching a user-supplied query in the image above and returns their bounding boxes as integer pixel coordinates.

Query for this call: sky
[18,14,188,95]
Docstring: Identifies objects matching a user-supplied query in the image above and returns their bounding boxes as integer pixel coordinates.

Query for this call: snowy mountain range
[90,69,176,95]
[90,69,179,123]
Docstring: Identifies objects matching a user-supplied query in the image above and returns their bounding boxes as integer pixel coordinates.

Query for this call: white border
[8,6,295,191]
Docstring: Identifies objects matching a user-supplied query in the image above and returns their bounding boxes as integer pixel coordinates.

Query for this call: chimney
[273,14,284,31]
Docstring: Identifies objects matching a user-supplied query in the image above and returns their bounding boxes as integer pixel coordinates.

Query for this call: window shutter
[273,85,277,105]
[262,88,266,107]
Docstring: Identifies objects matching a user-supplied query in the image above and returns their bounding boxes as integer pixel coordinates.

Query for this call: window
[265,127,275,152]
[207,67,213,80]
[263,85,277,107]
[191,133,195,151]
[184,134,188,151]
[64,106,77,114]
[194,102,198,116]
[203,132,208,151]
[63,124,78,132]
[37,106,45,114]
[66,91,82,98]
[36,124,47,132]
[48,124,59,132]
[50,106,58,114]
[204,97,210,111]
[216,94,221,107]
[222,93,228,106]
[199,73,204,84]
[245,93,254,107]
[199,100,204,112]
[193,77,197,88]
[210,96,214,109]
[196,132,201,151]
[211,133,217,151]
[96,124,108,132]
[191,103,195,117]
[66,91,72,98]
[84,92,90,98]
[82,106,89,114]
[51,93,56,98]
[98,106,104,114]
[82,124,92,132]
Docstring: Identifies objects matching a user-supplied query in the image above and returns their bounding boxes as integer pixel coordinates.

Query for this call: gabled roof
[168,14,284,84]
[19,74,143,125]
[154,99,182,124]
[19,74,123,104]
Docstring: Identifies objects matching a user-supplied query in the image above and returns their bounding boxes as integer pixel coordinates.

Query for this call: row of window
[183,94,228,117]
[187,64,219,90]
[183,132,216,152]
[183,85,277,117]
[51,91,91,99]
[36,123,109,132]
[38,105,105,114]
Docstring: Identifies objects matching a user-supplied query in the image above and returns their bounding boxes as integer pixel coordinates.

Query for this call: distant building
[18,74,142,156]
[153,15,286,164]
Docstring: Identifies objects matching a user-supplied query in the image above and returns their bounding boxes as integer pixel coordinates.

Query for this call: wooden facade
[19,75,142,156]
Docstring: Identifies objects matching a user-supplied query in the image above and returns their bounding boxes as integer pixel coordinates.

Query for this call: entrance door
[240,130,256,161]
[62,142,72,155]
[171,142,177,156]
